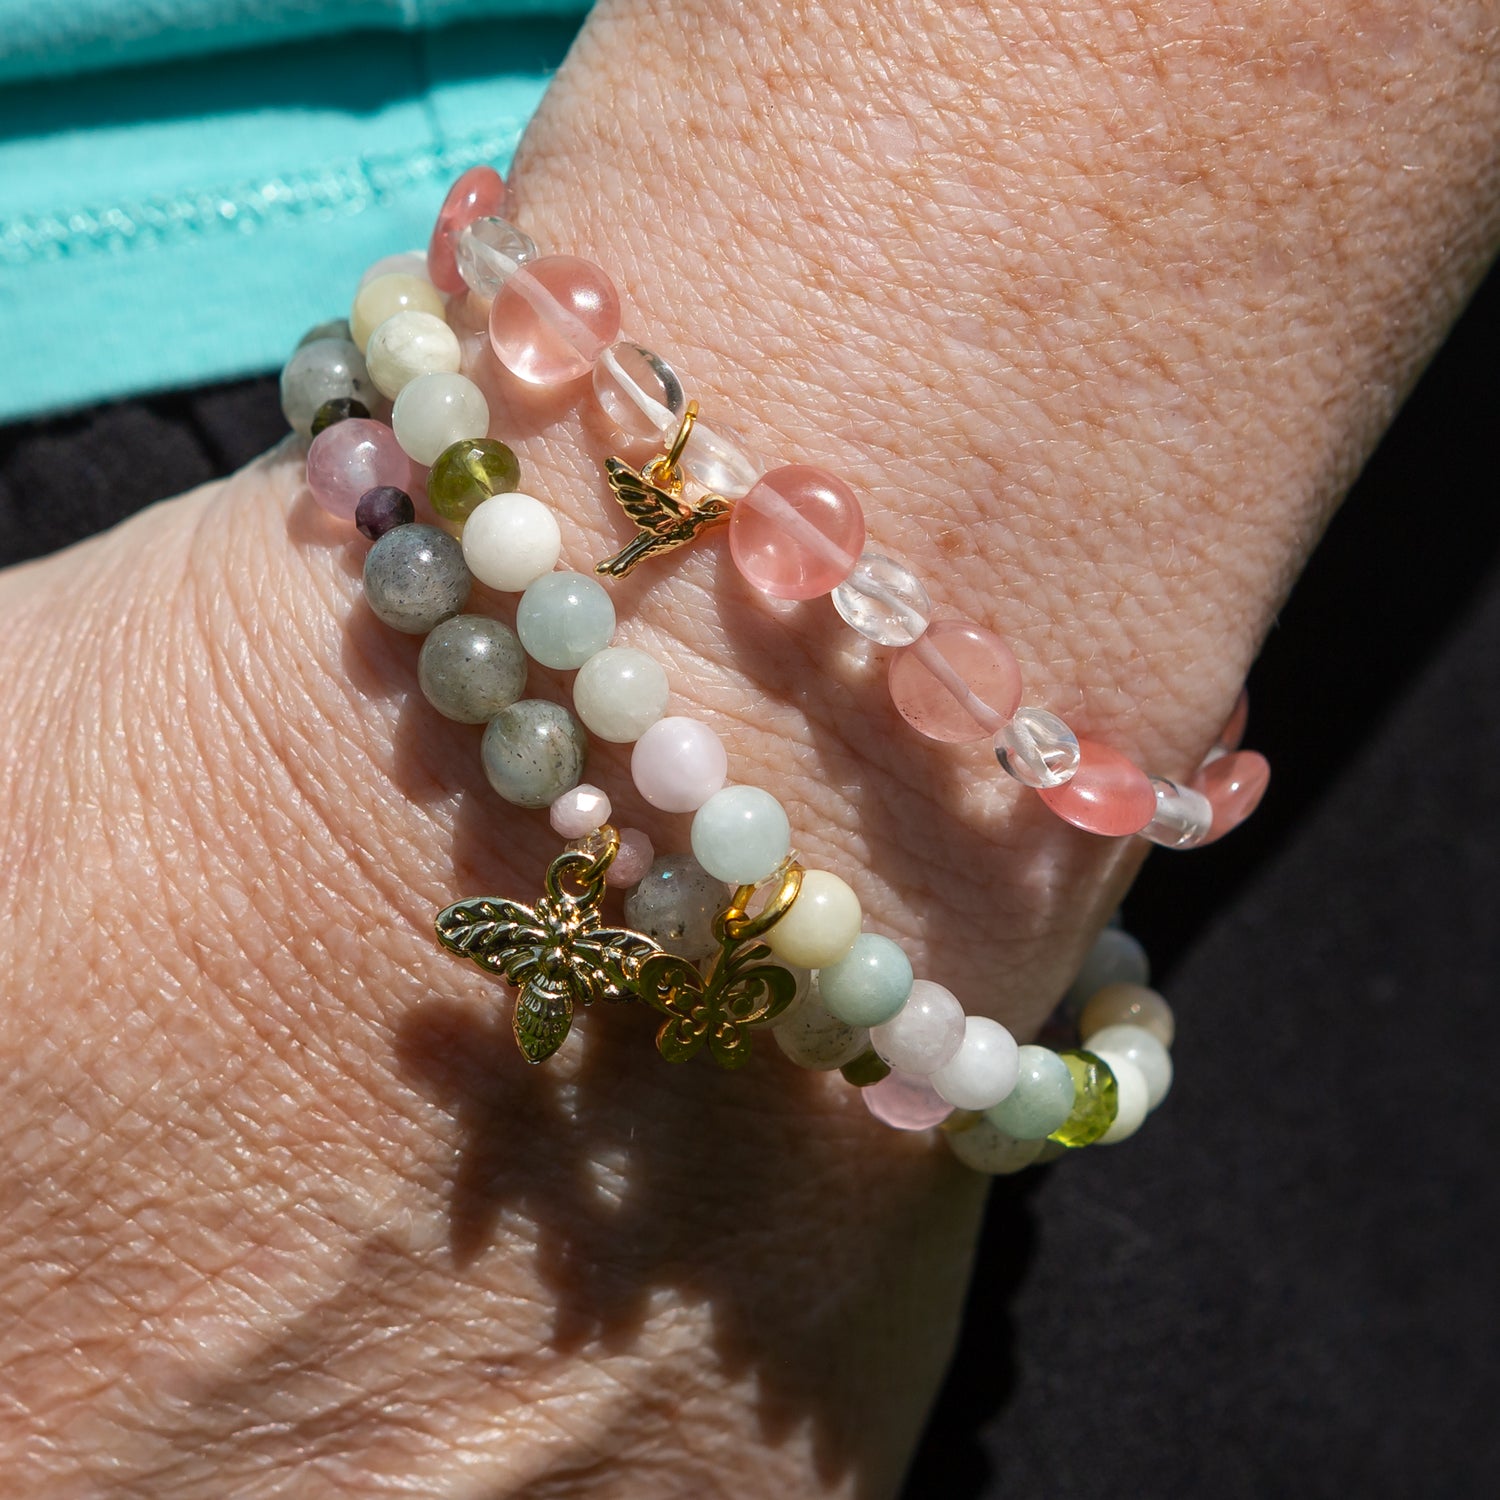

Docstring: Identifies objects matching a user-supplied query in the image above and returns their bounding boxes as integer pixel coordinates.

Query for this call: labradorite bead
[480,699,586,808]
[363,524,470,635]
[815,931,914,1028]
[311,396,372,437]
[623,855,725,961]
[298,317,353,349]
[985,1044,1077,1141]
[427,437,521,524]
[516,570,617,670]
[418,615,527,724]
[280,337,377,437]
[1047,1050,1119,1148]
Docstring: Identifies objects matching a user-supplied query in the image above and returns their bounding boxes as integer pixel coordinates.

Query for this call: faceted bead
[1085,1024,1173,1111]
[995,707,1081,789]
[729,464,866,600]
[298,317,353,348]
[416,614,526,724]
[888,619,1023,743]
[764,870,862,970]
[461,492,559,590]
[815,932,914,1028]
[359,251,427,290]
[840,1049,893,1088]
[984,1045,1077,1140]
[516,571,617,670]
[690,785,792,885]
[1141,776,1214,849]
[592,342,685,443]
[306,418,414,523]
[773,987,869,1071]
[605,827,655,889]
[311,396,371,437]
[631,716,727,813]
[929,1016,1021,1111]
[1218,687,1250,751]
[832,552,931,647]
[572,646,670,743]
[354,485,415,540]
[480,699,587,809]
[870,979,966,1076]
[363,524,470,635]
[1193,749,1270,842]
[1079,982,1175,1048]
[549,784,612,839]
[366,310,463,399]
[863,1070,953,1131]
[428,165,508,294]
[1065,928,1150,1012]
[946,1118,1046,1175]
[1047,1050,1120,1148]
[623,855,726,961]
[391,372,490,466]
[455,216,538,299]
[351,272,446,352]
[428,438,522,526]
[1091,1052,1150,1144]
[1037,737,1156,837]
[680,415,762,499]
[280,338,377,437]
[488,255,622,385]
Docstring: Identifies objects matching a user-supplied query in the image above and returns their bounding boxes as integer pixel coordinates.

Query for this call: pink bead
[887,619,1023,743]
[1037,737,1157,837]
[863,1071,954,1131]
[1192,749,1270,842]
[305,419,414,523]
[605,827,655,888]
[1218,688,1250,751]
[631,716,728,813]
[728,464,865,600]
[488,255,621,385]
[428,166,507,295]
[549,784,612,839]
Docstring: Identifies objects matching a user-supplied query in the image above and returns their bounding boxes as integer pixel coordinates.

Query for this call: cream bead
[365,310,462,399]
[765,870,862,970]
[1080,982,1175,1048]
[391,372,490,465]
[572,647,670,743]
[1085,1024,1173,1110]
[1092,1052,1150,1144]
[461,492,561,592]
[351,272,446,351]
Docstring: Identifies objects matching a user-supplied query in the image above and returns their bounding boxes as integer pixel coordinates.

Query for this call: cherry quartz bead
[428,166,507,295]
[306,419,414,523]
[1192,749,1270,842]
[1038,737,1157,837]
[887,619,1023,744]
[728,464,865,601]
[488,255,622,386]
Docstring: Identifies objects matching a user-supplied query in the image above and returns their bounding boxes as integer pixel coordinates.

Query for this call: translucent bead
[428,165,508,294]
[359,251,427,291]
[984,1045,1077,1140]
[946,1118,1046,1175]
[815,932,914,1028]
[995,707,1081,789]
[416,614,526,724]
[1085,1024,1173,1111]
[455,216,538,299]
[772,987,869,1071]
[929,1016,1021,1111]
[623,855,725,961]
[680,415,762,498]
[572,647,670,743]
[306,418,414,522]
[480,699,587,810]
[298,316,353,347]
[831,552,931,647]
[280,338,376,437]
[461,492,559,591]
[354,485,414,540]
[1141,776,1214,849]
[862,1070,953,1131]
[1192,749,1270,842]
[365,310,462,399]
[729,464,866,600]
[605,827,655,889]
[1037,737,1156,837]
[592,342,685,443]
[428,438,522,526]
[351,272,446,352]
[549,784,612,839]
[1079,982,1175,1048]
[690,785,792,885]
[840,1049,892,1088]
[363,524,470,635]
[516,571,617,670]
[1047,1050,1119,1148]
[1090,1052,1150,1144]
[764,870,862,970]
[391,372,490,466]
[311,396,371,437]
[631,716,727,813]
[870,980,966,1076]
[488,255,621,385]
[1065,928,1150,1012]
[887,619,1022,743]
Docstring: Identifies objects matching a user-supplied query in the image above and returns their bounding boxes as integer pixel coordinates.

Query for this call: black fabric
[2,269,1496,1495]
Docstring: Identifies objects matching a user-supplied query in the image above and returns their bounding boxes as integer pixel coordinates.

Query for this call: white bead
[365,310,462,398]
[391,372,490,465]
[1084,1024,1173,1110]
[928,1016,1021,1111]
[572,647,670,742]
[831,552,931,646]
[1141,776,1215,849]
[358,250,428,290]
[764,870,863,970]
[455,217,538,298]
[1092,1052,1150,1144]
[870,979,966,1076]
[461,493,561,593]
[772,987,869,1071]
[946,1118,1046,1176]
[351,272,447,351]
[994,707,1081,789]
[592,342,685,442]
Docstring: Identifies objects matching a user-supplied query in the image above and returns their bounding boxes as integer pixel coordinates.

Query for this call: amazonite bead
[623,855,725,961]
[773,985,869,1071]
[1084,1024,1173,1110]
[815,933,914,1028]
[690,786,792,885]
[417,615,526,724]
[764,869,862,970]
[572,647,669,742]
[363,524,470,634]
[516,571,617,670]
[947,1119,1046,1176]
[984,1045,1077,1140]
[480,700,587,809]
[1065,928,1150,1011]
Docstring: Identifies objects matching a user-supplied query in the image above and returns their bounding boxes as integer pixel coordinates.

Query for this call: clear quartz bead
[832,552,931,646]
[680,416,761,498]
[1141,776,1214,849]
[592,342,686,442]
[994,707,1081,789]
[455,217,539,299]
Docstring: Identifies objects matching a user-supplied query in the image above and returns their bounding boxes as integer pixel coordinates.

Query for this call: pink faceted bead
[605,827,655,889]
[631,715,728,813]
[305,419,414,523]
[1218,688,1250,751]
[1037,737,1157,837]
[549,784,612,839]
[488,255,621,385]
[428,166,507,294]
[1193,749,1270,842]
[887,619,1023,743]
[863,1071,954,1131]
[729,464,865,600]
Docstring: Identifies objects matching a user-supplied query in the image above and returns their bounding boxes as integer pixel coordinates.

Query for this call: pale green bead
[690,785,791,885]
[516,571,617,670]
[985,1045,1076,1140]
[816,932,914,1028]
[946,1118,1046,1175]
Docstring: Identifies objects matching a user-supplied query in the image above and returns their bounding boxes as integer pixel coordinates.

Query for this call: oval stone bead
[455,216,538,299]
[1085,1024,1173,1110]
[592,342,685,444]
[1141,775,1214,849]
[488,255,622,385]
[572,646,670,743]
[363,524,470,634]
[516,571,617,670]
[428,438,522,526]
[351,272,446,352]
[391,371,490,466]
[1193,749,1270,842]
[764,870,862,970]
[417,614,527,724]
[994,706,1081,788]
[306,418,414,522]
[729,464,865,600]
[280,338,377,437]
[870,979,966,1076]
[985,1045,1077,1140]
[631,716,727,813]
[862,1070,953,1131]
[480,699,587,809]
[887,619,1023,743]
[461,491,559,591]
[428,165,508,294]
[1047,1050,1120,1148]
[690,785,792,885]
[680,415,762,498]
[623,855,725,961]
[947,1118,1046,1175]
[1079,981,1175,1048]
[366,310,462,399]
[815,932,914,1029]
[1037,737,1156,837]
[832,552,931,647]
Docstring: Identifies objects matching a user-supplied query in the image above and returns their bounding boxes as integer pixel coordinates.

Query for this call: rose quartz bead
[631,716,728,813]
[1193,749,1270,842]
[488,255,621,385]
[728,464,865,600]
[1218,688,1250,751]
[305,418,414,522]
[870,980,966,1076]
[1037,737,1157,837]
[549,784,612,840]
[863,1071,954,1131]
[605,827,655,889]
[887,619,1023,744]
[428,166,507,294]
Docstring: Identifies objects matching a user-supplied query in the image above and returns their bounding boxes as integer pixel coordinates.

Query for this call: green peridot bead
[428,437,521,524]
[1047,1049,1119,1148]
[840,1048,893,1088]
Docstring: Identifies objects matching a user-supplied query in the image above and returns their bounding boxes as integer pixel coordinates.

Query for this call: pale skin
[1,0,1495,1494]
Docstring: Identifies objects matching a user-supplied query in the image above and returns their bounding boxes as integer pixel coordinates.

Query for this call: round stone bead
[690,785,792,885]
[1142,776,1215,849]
[862,1070,953,1131]
[995,707,1081,789]
[772,987,869,1071]
[888,619,1022,743]
[366,310,463,399]
[1038,737,1157,837]
[428,166,507,293]
[306,418,414,522]
[516,571,617,670]
[1091,1052,1150,1144]
[869,979,966,1076]
[1047,1050,1120,1148]
[298,317,353,348]
[572,647,670,742]
[1065,928,1151,1012]
[351,272,446,352]
[354,485,415,540]
[428,439,522,527]
[363,524,470,634]
[311,396,371,437]
[488,255,622,385]
[359,251,427,290]
[623,855,725,961]
[1085,1024,1173,1110]
[928,1016,1021,1112]
[592,342,685,443]
[985,1045,1078,1140]
[549,784,612,839]
[480,699,587,809]
[1193,749,1270,843]
[391,372,490,466]
[461,491,559,589]
[680,415,762,499]
[729,464,866,600]
[416,614,526,723]
[764,870,862,970]
[815,933,914,1028]
[832,552,931,647]
[947,1118,1046,1175]
[1079,982,1175,1048]
[631,716,727,813]
[455,216,538,299]
[605,827,655,889]
[280,338,377,437]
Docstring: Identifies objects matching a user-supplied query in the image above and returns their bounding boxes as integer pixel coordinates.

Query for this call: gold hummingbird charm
[595,401,732,578]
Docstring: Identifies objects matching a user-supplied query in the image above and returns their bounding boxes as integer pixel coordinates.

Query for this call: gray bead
[418,615,527,724]
[297,317,354,349]
[623,855,727,961]
[481,700,587,809]
[280,337,377,437]
[363,524,470,635]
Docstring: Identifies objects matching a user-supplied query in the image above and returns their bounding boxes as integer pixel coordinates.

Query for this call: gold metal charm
[594,401,732,578]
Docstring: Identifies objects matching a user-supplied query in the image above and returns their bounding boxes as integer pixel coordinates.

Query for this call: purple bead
[355,486,416,540]
[306,418,414,523]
